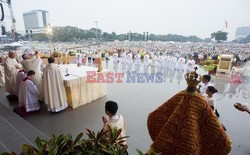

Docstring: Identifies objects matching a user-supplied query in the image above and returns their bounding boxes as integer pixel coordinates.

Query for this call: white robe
[43,63,68,112]
[127,54,133,71]
[113,54,119,72]
[4,57,22,94]
[103,114,126,144]
[121,52,127,64]
[0,65,5,87]
[157,56,164,68]
[15,70,26,97]
[21,56,43,100]
[186,59,196,73]
[177,57,186,71]
[18,78,40,112]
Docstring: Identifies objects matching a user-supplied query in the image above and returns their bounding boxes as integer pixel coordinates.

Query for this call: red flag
[225,20,228,29]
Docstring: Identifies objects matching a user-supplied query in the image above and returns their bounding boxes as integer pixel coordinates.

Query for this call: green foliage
[30,26,203,43]
[1,127,128,155]
[203,60,217,71]
[211,31,228,43]
[233,35,250,44]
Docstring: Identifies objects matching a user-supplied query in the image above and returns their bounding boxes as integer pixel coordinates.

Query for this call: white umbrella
[10,42,23,47]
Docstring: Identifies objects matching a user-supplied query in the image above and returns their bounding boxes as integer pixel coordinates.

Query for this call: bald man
[4,51,22,96]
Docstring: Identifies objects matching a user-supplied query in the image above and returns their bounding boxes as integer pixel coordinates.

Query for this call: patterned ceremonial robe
[147,90,231,155]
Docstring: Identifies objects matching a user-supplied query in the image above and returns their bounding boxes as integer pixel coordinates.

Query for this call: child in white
[103,101,126,144]
[204,86,218,113]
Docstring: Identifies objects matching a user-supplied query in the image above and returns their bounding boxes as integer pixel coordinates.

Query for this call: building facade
[235,26,250,40]
[23,10,50,31]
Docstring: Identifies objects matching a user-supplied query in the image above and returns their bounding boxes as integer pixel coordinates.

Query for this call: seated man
[147,70,231,155]
[14,70,40,117]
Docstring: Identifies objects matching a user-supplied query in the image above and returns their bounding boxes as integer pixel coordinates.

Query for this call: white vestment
[15,70,26,96]
[113,54,119,72]
[170,57,178,70]
[186,59,196,73]
[18,77,40,112]
[177,57,186,71]
[0,65,5,87]
[157,56,164,68]
[43,63,68,112]
[103,114,126,144]
[121,52,127,64]
[127,53,133,71]
[151,55,158,67]
[144,55,150,66]
[21,56,43,99]
[4,57,22,94]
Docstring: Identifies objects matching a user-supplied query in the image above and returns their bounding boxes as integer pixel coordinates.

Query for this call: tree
[211,31,228,43]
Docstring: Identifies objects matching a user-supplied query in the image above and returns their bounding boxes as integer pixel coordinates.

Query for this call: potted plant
[2,127,129,155]
[203,60,217,75]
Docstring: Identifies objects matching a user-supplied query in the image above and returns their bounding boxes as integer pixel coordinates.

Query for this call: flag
[225,20,228,29]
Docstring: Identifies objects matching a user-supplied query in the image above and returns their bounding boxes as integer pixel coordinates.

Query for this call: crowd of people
[0,41,249,154]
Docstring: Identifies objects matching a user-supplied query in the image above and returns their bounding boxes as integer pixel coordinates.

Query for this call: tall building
[235,26,250,39]
[23,10,50,31]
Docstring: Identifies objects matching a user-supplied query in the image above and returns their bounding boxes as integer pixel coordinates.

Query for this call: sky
[4,0,250,40]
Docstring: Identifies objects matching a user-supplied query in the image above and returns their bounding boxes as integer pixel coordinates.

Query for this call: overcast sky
[9,0,250,40]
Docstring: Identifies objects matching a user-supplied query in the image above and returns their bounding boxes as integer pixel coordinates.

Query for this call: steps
[0,99,48,153]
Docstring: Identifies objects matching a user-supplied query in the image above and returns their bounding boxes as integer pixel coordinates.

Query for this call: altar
[59,64,108,109]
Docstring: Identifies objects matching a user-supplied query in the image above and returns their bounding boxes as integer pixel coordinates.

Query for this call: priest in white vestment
[113,53,119,72]
[43,57,68,112]
[144,53,150,73]
[18,70,40,112]
[186,57,196,73]
[0,65,5,87]
[177,57,186,71]
[21,52,44,100]
[126,52,133,72]
[15,69,26,97]
[4,52,22,95]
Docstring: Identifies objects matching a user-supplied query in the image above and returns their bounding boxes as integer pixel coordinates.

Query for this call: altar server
[165,55,171,69]
[18,70,40,113]
[4,51,22,95]
[127,52,133,72]
[186,57,196,73]
[43,57,68,112]
[177,56,186,71]
[150,54,156,66]
[157,53,164,68]
[170,56,177,70]
[113,53,119,72]
[121,51,127,72]
[144,53,150,73]
[0,65,5,87]
[134,53,141,72]
[21,52,43,100]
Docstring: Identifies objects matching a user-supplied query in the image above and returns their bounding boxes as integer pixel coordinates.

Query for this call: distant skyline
[5,0,250,40]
